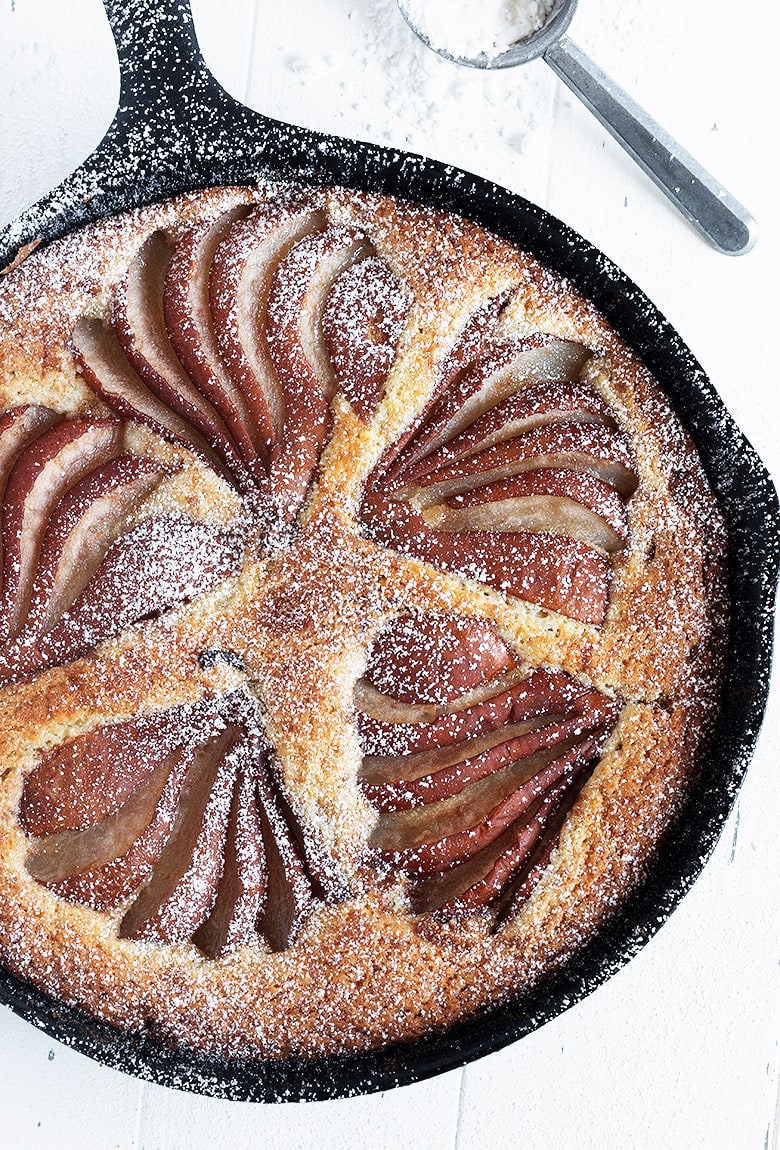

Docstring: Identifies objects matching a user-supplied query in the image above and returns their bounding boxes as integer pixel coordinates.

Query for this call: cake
[0,183,727,1061]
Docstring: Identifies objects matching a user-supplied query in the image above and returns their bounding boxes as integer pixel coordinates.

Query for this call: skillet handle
[101,0,214,120]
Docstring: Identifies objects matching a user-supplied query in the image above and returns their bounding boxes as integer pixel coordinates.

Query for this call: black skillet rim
[0,0,777,1102]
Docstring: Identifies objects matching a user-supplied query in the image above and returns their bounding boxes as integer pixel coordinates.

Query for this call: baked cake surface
[0,184,727,1059]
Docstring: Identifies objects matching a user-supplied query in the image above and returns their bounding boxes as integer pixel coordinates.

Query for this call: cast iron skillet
[0,0,777,1103]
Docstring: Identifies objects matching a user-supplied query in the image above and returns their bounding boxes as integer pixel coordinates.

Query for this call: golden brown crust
[0,185,727,1059]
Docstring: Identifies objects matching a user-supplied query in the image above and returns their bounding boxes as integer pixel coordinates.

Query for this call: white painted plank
[0,1005,143,1148]
[137,1069,462,1150]
[0,0,118,227]
[189,0,256,104]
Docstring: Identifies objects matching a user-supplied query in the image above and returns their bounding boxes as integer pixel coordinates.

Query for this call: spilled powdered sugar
[269,0,554,191]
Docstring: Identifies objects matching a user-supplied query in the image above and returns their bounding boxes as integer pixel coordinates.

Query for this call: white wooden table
[0,1,778,1146]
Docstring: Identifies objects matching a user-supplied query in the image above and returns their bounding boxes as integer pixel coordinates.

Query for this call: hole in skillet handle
[0,0,778,1105]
